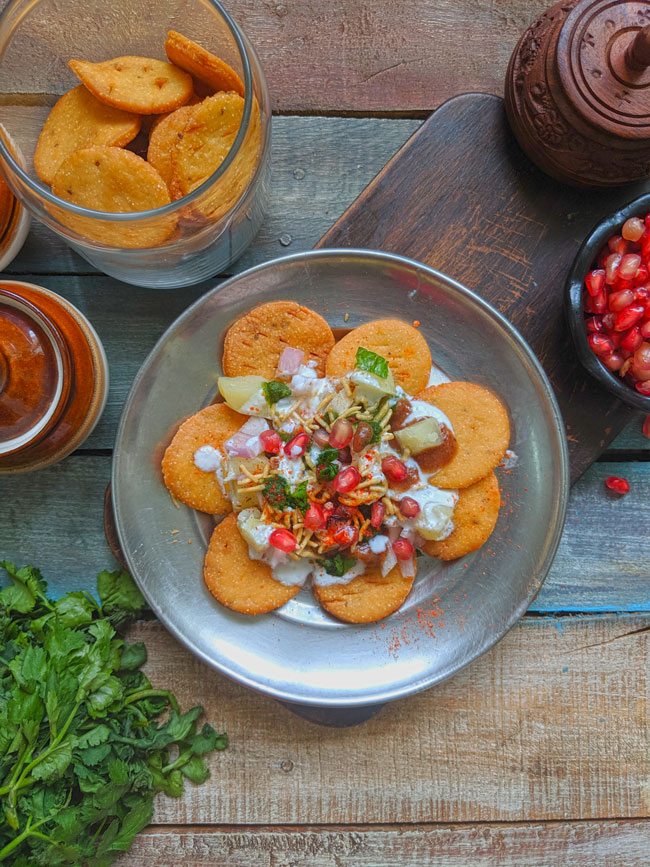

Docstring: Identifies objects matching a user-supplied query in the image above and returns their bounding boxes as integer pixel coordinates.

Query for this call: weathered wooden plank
[122,820,650,866]
[2,457,649,613]
[127,615,650,824]
[1,112,420,275]
[0,0,542,113]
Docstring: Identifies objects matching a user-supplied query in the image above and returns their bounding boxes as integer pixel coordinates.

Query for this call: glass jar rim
[0,0,254,222]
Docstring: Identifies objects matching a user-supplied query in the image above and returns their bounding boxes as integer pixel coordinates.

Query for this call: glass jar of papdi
[0,0,270,288]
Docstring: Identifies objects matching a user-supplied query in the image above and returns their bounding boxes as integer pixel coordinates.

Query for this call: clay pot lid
[558,0,650,139]
[0,290,68,456]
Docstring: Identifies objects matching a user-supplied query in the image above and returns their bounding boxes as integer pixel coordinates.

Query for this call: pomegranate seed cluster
[583,215,650,397]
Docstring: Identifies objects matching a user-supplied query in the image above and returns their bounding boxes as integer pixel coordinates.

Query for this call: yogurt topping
[194,356,461,587]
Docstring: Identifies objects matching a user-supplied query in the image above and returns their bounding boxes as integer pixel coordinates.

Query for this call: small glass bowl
[565,191,650,413]
[0,0,270,288]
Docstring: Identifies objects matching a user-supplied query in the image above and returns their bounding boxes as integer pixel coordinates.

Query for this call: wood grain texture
[2,458,648,612]
[124,615,650,825]
[122,820,650,865]
[0,0,540,113]
[317,93,649,482]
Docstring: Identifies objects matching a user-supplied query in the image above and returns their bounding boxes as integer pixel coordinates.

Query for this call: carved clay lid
[558,0,650,138]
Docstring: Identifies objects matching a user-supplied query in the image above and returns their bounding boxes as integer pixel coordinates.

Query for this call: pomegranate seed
[399,496,421,518]
[352,421,374,451]
[588,333,614,356]
[330,522,358,548]
[615,277,635,292]
[602,312,616,330]
[602,351,624,372]
[618,253,641,279]
[333,465,361,494]
[312,427,330,449]
[608,289,635,312]
[622,217,645,242]
[392,538,414,561]
[370,501,385,528]
[605,253,621,284]
[605,476,630,495]
[584,294,596,314]
[634,265,649,286]
[634,366,650,382]
[620,326,643,353]
[270,528,298,552]
[284,431,310,458]
[637,380,650,395]
[634,342,650,371]
[259,429,283,454]
[592,290,607,314]
[642,415,650,439]
[381,454,408,483]
[328,417,354,449]
[609,331,623,348]
[585,269,606,296]
[614,305,645,331]
[585,315,603,333]
[304,503,326,530]
[338,446,352,464]
[620,357,634,377]
[640,319,650,339]
[607,235,626,254]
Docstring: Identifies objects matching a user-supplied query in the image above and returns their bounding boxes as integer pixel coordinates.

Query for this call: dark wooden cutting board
[316,93,646,483]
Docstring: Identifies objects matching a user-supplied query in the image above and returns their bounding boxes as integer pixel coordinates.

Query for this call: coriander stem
[0,813,53,862]
[124,688,180,715]
[162,748,192,774]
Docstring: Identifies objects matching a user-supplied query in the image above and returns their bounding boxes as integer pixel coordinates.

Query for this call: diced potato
[328,389,353,418]
[218,375,267,413]
[394,417,442,453]
[228,456,268,509]
[237,507,273,553]
[349,369,396,405]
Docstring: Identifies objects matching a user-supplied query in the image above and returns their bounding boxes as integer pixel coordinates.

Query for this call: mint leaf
[320,554,357,577]
[290,480,309,514]
[355,346,389,379]
[262,380,292,404]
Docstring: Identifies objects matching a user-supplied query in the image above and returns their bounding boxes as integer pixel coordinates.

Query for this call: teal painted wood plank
[2,457,648,613]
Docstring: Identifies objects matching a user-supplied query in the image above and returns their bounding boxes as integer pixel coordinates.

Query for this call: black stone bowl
[566,192,650,413]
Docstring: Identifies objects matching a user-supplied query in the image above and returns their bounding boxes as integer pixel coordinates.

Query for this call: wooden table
[2,1,650,862]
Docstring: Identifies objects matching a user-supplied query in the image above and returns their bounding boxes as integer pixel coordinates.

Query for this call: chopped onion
[381,546,398,577]
[276,346,304,378]
[399,527,427,549]
[224,417,269,457]
[387,525,402,543]
[398,556,416,578]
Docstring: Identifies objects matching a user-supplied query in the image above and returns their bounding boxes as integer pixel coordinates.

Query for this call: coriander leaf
[31,741,72,782]
[316,446,339,465]
[97,570,146,630]
[179,756,210,784]
[320,554,357,577]
[355,346,389,379]
[318,463,338,481]
[54,593,96,628]
[262,380,292,404]
[190,723,228,756]
[106,800,154,853]
[0,562,49,614]
[368,420,383,443]
[289,480,309,514]
[74,724,111,749]
[118,642,147,671]
[278,430,292,443]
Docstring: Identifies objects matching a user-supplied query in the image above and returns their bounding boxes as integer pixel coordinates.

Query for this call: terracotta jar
[0,281,108,473]
[505,0,650,187]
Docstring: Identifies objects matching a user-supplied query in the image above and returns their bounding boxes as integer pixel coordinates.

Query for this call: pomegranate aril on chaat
[584,214,650,396]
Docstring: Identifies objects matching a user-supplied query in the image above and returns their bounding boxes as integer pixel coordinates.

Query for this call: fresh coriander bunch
[0,562,227,866]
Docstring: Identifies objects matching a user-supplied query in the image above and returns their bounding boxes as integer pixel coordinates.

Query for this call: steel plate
[112,249,569,707]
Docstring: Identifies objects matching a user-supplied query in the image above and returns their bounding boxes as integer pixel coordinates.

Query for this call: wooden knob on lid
[557,0,650,139]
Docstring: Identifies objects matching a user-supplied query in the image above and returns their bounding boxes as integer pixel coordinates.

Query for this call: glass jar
[0,0,270,288]
[0,281,109,473]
